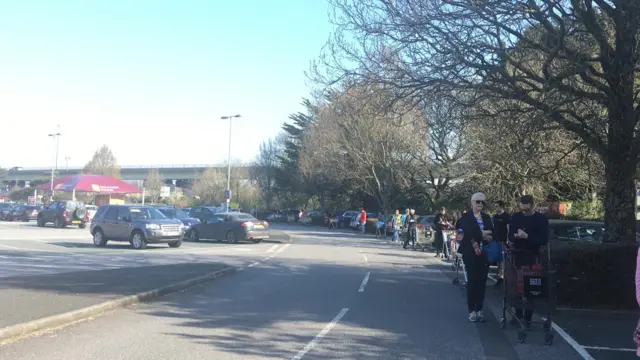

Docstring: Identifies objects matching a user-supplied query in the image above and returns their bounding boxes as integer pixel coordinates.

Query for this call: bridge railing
[13,163,251,171]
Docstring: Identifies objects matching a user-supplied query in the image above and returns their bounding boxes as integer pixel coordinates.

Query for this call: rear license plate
[72,220,80,224]
[254,225,264,229]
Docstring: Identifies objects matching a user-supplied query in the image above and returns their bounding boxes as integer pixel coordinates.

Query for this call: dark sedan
[187,212,269,243]
[6,205,42,222]
[156,207,200,235]
[0,203,18,220]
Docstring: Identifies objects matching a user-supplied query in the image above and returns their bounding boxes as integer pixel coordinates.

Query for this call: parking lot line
[582,345,635,352]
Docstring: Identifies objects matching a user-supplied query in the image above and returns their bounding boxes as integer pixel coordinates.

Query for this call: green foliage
[568,200,604,221]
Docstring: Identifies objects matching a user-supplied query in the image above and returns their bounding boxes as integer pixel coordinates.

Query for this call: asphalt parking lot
[0,220,292,278]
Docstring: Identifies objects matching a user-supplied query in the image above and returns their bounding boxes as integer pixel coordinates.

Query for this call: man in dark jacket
[459,192,494,322]
[493,200,510,286]
[403,209,419,249]
[507,195,549,327]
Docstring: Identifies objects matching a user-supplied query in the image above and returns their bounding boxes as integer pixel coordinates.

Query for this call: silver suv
[90,205,185,250]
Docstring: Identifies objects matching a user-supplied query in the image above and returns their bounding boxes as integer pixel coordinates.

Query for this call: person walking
[493,201,511,287]
[634,247,640,357]
[458,192,494,322]
[392,209,403,243]
[401,208,410,244]
[434,207,447,257]
[360,208,367,234]
[508,195,549,328]
[403,209,418,249]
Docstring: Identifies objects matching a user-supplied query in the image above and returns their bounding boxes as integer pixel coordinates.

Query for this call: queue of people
[457,193,549,323]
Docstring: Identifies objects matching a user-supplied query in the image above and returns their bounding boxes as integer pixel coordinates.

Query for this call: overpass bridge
[4,164,251,183]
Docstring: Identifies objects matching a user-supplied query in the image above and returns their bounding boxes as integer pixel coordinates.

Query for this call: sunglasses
[474,200,486,205]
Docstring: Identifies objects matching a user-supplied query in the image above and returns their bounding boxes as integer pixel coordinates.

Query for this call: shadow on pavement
[0,262,229,329]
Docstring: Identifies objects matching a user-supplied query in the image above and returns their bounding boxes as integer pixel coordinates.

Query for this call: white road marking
[267,245,279,253]
[362,254,368,265]
[290,308,349,360]
[278,244,291,253]
[0,244,65,253]
[247,262,260,268]
[357,272,371,292]
[582,345,635,352]
[550,322,595,360]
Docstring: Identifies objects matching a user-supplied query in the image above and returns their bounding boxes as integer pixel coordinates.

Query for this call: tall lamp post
[65,156,70,172]
[48,125,62,199]
[220,114,241,213]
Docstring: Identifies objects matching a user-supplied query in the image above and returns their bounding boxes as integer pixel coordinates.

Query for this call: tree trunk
[602,116,637,243]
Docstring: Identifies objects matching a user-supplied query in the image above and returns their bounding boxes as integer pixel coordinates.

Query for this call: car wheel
[53,217,61,228]
[79,223,87,229]
[226,231,238,244]
[130,231,147,250]
[37,217,45,227]
[168,240,182,248]
[188,229,199,242]
[93,229,107,247]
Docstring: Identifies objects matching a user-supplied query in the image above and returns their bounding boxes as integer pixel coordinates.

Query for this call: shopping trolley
[414,227,433,251]
[500,246,555,345]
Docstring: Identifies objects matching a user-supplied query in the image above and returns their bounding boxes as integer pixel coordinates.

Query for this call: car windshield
[129,207,167,220]
[158,209,188,218]
[86,205,98,210]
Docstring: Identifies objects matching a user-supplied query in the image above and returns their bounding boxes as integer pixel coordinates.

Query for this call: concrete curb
[0,266,236,344]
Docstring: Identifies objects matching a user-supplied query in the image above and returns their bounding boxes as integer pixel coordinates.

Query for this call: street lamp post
[48,125,62,199]
[65,156,70,172]
[220,114,241,213]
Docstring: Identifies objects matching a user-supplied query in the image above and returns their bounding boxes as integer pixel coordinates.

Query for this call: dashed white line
[267,244,279,253]
[290,308,349,360]
[357,272,371,292]
[362,254,368,265]
[247,262,260,268]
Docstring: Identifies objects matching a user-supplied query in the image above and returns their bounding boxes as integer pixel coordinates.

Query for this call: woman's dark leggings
[466,253,489,312]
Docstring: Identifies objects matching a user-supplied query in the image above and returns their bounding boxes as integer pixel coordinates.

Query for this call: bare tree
[316,0,640,241]
[300,85,424,211]
[83,145,121,178]
[143,169,164,204]
[250,135,285,209]
[192,168,227,205]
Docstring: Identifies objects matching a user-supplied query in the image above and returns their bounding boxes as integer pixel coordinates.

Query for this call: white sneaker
[469,311,478,322]
[476,311,485,322]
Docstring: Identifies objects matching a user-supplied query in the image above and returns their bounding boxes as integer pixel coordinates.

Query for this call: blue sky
[0,0,333,168]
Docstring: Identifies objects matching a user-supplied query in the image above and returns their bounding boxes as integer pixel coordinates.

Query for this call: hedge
[552,242,638,310]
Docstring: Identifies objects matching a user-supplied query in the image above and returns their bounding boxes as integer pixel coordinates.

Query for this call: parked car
[299,210,323,225]
[187,211,269,243]
[37,201,88,228]
[337,210,359,228]
[0,203,18,220]
[85,205,98,222]
[90,204,185,250]
[6,205,41,222]
[349,212,377,229]
[156,207,200,236]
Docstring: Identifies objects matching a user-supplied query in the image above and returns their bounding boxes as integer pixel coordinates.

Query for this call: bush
[552,242,638,309]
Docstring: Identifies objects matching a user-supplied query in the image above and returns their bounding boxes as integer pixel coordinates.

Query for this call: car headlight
[146,224,161,230]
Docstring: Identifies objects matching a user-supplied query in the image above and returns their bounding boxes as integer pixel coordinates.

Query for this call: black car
[156,207,200,235]
[37,200,88,228]
[0,203,17,220]
[188,212,270,243]
[6,205,42,222]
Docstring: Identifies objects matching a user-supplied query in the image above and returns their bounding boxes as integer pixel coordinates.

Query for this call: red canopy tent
[39,174,141,194]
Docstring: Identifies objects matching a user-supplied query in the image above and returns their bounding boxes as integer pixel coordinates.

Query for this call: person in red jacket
[360,208,367,233]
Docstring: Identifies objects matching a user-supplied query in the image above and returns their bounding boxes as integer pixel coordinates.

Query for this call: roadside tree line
[251,0,640,243]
